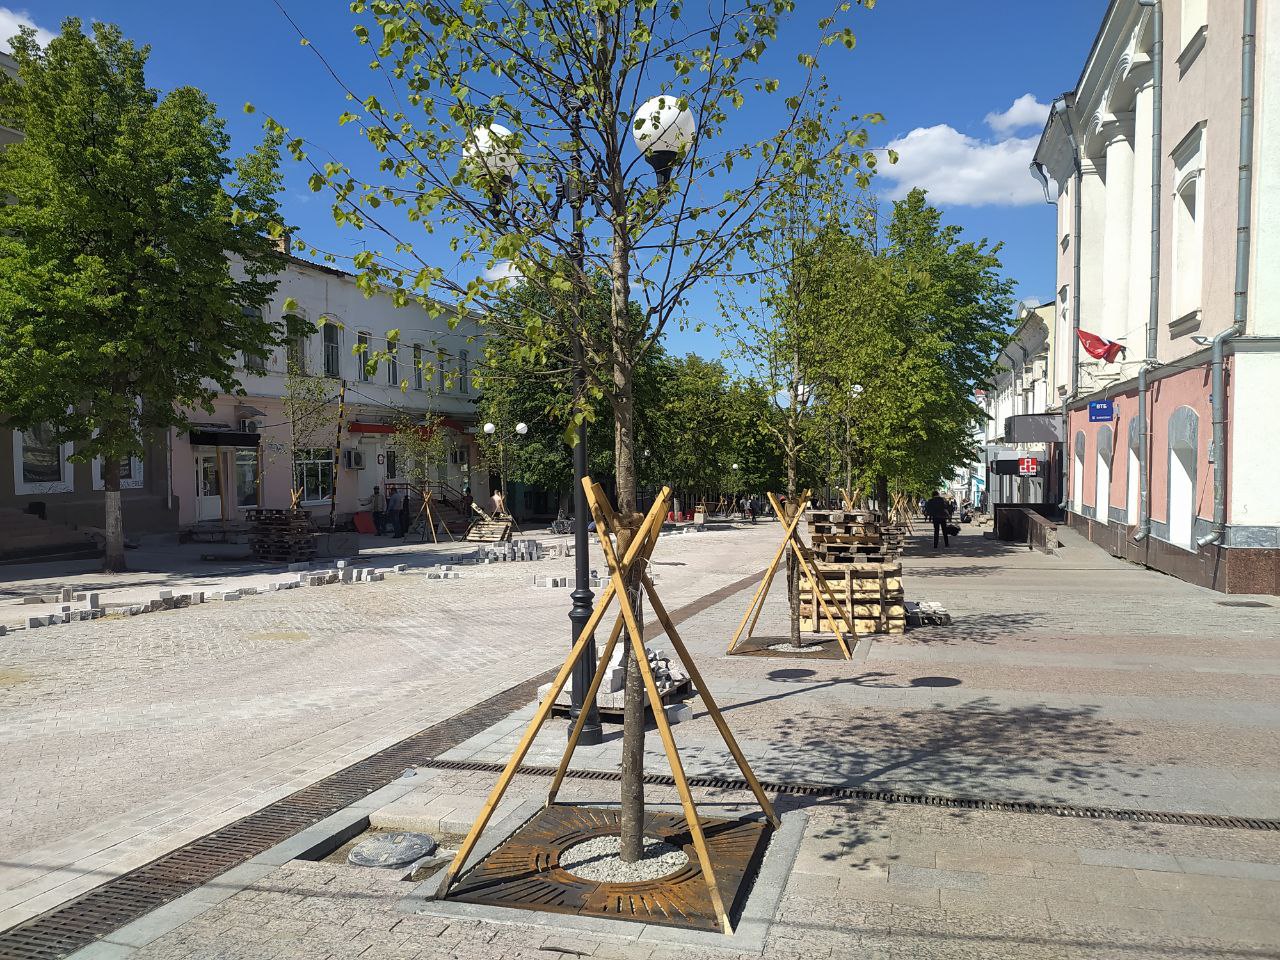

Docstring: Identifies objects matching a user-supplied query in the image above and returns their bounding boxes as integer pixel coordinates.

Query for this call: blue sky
[4,2,1106,358]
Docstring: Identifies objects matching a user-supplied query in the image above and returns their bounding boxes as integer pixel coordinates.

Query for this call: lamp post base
[568,587,602,746]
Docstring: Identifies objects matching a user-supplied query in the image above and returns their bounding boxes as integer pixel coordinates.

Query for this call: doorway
[196,450,223,521]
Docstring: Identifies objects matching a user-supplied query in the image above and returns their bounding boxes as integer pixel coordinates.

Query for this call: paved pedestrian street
[4,521,1280,958]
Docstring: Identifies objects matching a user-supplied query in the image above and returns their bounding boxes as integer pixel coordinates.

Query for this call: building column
[1100,118,1135,348]
[1128,79,1155,354]
[1077,159,1107,391]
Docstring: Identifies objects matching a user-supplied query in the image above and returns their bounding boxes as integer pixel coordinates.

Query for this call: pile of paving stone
[538,643,692,721]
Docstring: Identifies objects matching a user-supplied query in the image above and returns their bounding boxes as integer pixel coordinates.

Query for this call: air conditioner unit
[343,449,366,470]
[238,419,260,433]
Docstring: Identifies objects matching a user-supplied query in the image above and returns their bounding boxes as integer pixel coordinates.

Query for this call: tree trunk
[103,457,126,572]
[608,198,646,863]
[875,474,889,520]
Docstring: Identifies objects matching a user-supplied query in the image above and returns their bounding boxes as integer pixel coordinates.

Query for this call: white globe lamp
[483,422,496,435]
[463,123,520,181]
[515,422,528,436]
[631,95,696,185]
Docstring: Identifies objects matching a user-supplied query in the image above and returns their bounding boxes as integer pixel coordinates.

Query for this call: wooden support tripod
[437,479,779,935]
[726,491,854,659]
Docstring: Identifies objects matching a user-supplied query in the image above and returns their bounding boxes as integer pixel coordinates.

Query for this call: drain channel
[420,758,1280,832]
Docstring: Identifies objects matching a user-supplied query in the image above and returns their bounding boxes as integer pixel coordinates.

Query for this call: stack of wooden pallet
[809,509,887,564]
[880,524,907,560]
[798,559,906,635]
[801,509,905,635]
[246,509,315,563]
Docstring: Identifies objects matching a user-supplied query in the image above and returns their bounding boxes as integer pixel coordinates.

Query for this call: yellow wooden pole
[727,494,808,654]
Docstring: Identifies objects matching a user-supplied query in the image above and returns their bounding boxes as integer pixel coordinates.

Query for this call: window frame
[458,349,470,394]
[412,344,424,391]
[92,453,145,491]
[387,336,400,387]
[292,447,335,505]
[357,331,372,383]
[13,425,74,495]
[233,448,261,509]
[322,320,342,378]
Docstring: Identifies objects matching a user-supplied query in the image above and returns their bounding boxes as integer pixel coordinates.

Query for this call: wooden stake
[726,493,810,654]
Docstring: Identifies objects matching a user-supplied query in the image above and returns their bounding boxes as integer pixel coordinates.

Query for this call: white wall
[1229,352,1280,527]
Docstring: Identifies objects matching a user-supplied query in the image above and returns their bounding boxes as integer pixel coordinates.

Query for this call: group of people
[920,491,976,549]
[737,496,758,523]
[364,485,417,538]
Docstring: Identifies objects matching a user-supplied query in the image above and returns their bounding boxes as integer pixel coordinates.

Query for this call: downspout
[1134,0,1163,542]
[1052,95,1084,510]
[1197,0,1257,547]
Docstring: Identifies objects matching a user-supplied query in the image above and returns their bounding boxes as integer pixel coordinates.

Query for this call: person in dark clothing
[924,490,952,548]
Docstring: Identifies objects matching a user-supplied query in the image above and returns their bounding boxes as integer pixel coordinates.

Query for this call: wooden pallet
[465,518,512,542]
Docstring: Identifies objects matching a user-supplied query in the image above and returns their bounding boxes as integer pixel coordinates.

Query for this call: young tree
[281,363,340,508]
[277,0,881,863]
[0,21,288,569]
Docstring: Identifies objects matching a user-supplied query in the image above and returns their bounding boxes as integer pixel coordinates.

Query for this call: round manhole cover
[1216,600,1272,608]
[348,831,437,868]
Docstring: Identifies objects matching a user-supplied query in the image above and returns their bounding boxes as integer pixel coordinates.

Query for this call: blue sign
[1088,400,1115,423]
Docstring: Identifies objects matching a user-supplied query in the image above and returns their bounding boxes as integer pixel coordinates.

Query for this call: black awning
[188,429,261,448]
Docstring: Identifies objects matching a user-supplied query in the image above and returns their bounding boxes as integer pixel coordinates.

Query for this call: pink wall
[1067,359,1222,524]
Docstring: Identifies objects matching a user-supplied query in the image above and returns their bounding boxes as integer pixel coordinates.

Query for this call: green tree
[0,20,288,569]
[281,0,882,864]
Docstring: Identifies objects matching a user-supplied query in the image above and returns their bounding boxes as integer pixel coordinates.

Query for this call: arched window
[1171,126,1205,325]
[1095,425,1113,524]
[1072,431,1086,515]
[1167,407,1199,549]
[1127,416,1141,524]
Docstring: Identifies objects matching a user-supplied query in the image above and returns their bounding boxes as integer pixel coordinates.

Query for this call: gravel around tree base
[558,834,689,883]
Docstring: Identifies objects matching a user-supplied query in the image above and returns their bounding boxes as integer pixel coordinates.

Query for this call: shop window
[293,447,334,503]
[235,449,260,508]
[92,454,144,491]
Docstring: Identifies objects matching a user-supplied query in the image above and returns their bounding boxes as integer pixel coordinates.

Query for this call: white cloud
[482,260,523,286]
[878,94,1052,207]
[985,94,1051,137]
[0,7,55,50]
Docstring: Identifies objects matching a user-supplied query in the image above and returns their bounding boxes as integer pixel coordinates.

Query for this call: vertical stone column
[1128,77,1155,353]
[1100,117,1135,347]
[1077,159,1107,392]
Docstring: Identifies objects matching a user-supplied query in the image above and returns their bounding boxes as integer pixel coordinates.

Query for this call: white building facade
[171,256,483,530]
[1033,0,1280,593]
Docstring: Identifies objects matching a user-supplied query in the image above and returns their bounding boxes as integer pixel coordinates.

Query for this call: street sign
[1088,400,1115,422]
[1018,457,1039,476]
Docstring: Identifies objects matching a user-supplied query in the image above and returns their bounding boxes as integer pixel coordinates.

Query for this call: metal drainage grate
[0,672,554,960]
[421,759,1280,832]
[1215,600,1273,608]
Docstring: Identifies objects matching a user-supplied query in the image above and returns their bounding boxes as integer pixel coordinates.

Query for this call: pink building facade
[1034,0,1280,593]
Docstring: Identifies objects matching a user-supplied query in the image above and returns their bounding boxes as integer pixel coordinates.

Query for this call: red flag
[1077,329,1125,363]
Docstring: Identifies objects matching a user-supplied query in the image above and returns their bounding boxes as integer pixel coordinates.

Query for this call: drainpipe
[1052,95,1084,510]
[1134,0,1162,542]
[1197,0,1257,548]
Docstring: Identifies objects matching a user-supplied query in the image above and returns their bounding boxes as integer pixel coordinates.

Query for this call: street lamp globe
[732,463,739,471]
[462,123,520,180]
[631,94,696,185]
[515,422,529,435]
[483,422,496,435]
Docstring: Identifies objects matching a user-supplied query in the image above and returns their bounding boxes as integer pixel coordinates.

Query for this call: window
[357,332,371,382]
[1127,417,1141,524]
[459,350,470,394]
[385,449,398,480]
[92,454,144,491]
[293,447,334,503]
[286,325,309,375]
[1072,431,1085,515]
[1095,425,1113,524]
[1180,0,1207,55]
[13,424,73,494]
[437,347,447,392]
[1171,125,1205,325]
[242,307,267,372]
[322,321,341,378]
[1167,407,1199,550]
[234,449,260,508]
[387,336,400,386]
[412,344,424,391]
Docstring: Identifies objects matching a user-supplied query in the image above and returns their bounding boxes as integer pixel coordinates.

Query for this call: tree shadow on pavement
[897,612,1051,645]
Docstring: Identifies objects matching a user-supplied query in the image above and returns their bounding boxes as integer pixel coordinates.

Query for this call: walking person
[924,490,952,549]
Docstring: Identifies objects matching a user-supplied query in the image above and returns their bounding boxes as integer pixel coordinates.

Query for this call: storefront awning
[188,429,261,447]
